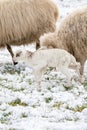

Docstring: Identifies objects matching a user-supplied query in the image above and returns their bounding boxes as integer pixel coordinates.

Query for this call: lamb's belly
[48,60,58,67]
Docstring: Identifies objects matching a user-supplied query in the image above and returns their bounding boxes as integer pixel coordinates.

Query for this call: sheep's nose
[14,62,18,65]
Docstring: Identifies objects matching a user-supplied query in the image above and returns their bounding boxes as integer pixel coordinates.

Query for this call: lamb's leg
[34,67,46,91]
[75,64,80,76]
[70,63,81,79]
[60,67,72,87]
[34,67,46,84]
[33,64,47,89]
[34,70,42,86]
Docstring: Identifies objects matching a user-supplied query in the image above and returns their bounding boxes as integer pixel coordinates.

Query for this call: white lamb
[13,49,80,88]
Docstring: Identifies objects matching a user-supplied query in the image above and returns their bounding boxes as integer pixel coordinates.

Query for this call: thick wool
[40,6,87,78]
[0,0,58,47]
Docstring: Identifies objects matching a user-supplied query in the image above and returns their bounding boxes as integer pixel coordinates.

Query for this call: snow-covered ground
[0,0,87,130]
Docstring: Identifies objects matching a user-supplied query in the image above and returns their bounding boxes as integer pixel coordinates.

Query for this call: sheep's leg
[6,44,14,58]
[6,44,18,65]
[79,62,85,83]
[36,39,40,50]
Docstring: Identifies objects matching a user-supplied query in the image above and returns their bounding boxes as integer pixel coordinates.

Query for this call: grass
[31,105,37,108]
[0,117,9,124]
[3,112,12,117]
[83,82,87,90]
[47,87,51,91]
[63,84,73,90]
[66,104,87,112]
[52,102,63,108]
[28,79,33,85]
[65,117,79,122]
[21,113,28,118]
[0,81,25,92]
[45,97,53,103]
[9,128,16,130]
[0,62,87,127]
[0,112,12,124]
[8,98,28,107]
[0,63,25,75]
[74,105,87,112]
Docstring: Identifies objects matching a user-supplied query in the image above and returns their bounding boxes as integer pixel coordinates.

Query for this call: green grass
[83,82,87,90]
[21,113,28,118]
[0,63,26,75]
[45,97,53,103]
[9,129,16,130]
[28,79,33,85]
[8,98,28,107]
[74,105,87,112]
[66,104,87,112]
[0,112,12,124]
[52,102,63,108]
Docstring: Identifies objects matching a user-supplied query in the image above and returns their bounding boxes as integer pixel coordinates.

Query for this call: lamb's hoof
[63,82,72,88]
[14,62,18,65]
[37,87,41,92]
[79,75,85,84]
[37,82,41,91]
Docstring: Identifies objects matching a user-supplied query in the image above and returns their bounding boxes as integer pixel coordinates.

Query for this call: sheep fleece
[40,6,87,74]
[0,0,58,47]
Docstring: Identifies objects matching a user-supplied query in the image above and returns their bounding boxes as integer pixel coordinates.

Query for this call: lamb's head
[13,50,33,65]
[12,50,23,65]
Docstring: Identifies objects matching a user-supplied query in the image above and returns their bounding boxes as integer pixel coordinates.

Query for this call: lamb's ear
[27,51,33,57]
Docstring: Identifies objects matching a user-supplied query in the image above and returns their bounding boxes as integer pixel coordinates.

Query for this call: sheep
[13,49,80,88]
[40,6,87,83]
[0,0,59,63]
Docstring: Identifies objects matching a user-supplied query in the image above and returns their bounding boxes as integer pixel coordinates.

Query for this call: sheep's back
[56,6,87,62]
[0,0,58,47]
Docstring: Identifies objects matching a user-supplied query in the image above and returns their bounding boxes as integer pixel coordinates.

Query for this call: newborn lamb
[13,49,80,88]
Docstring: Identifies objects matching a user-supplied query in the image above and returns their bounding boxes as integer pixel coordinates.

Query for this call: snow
[0,0,87,130]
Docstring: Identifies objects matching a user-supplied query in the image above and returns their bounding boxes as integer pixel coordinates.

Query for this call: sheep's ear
[16,51,22,57]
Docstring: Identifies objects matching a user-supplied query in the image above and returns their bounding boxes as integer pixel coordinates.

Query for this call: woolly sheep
[13,49,80,88]
[40,6,87,83]
[0,0,58,63]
